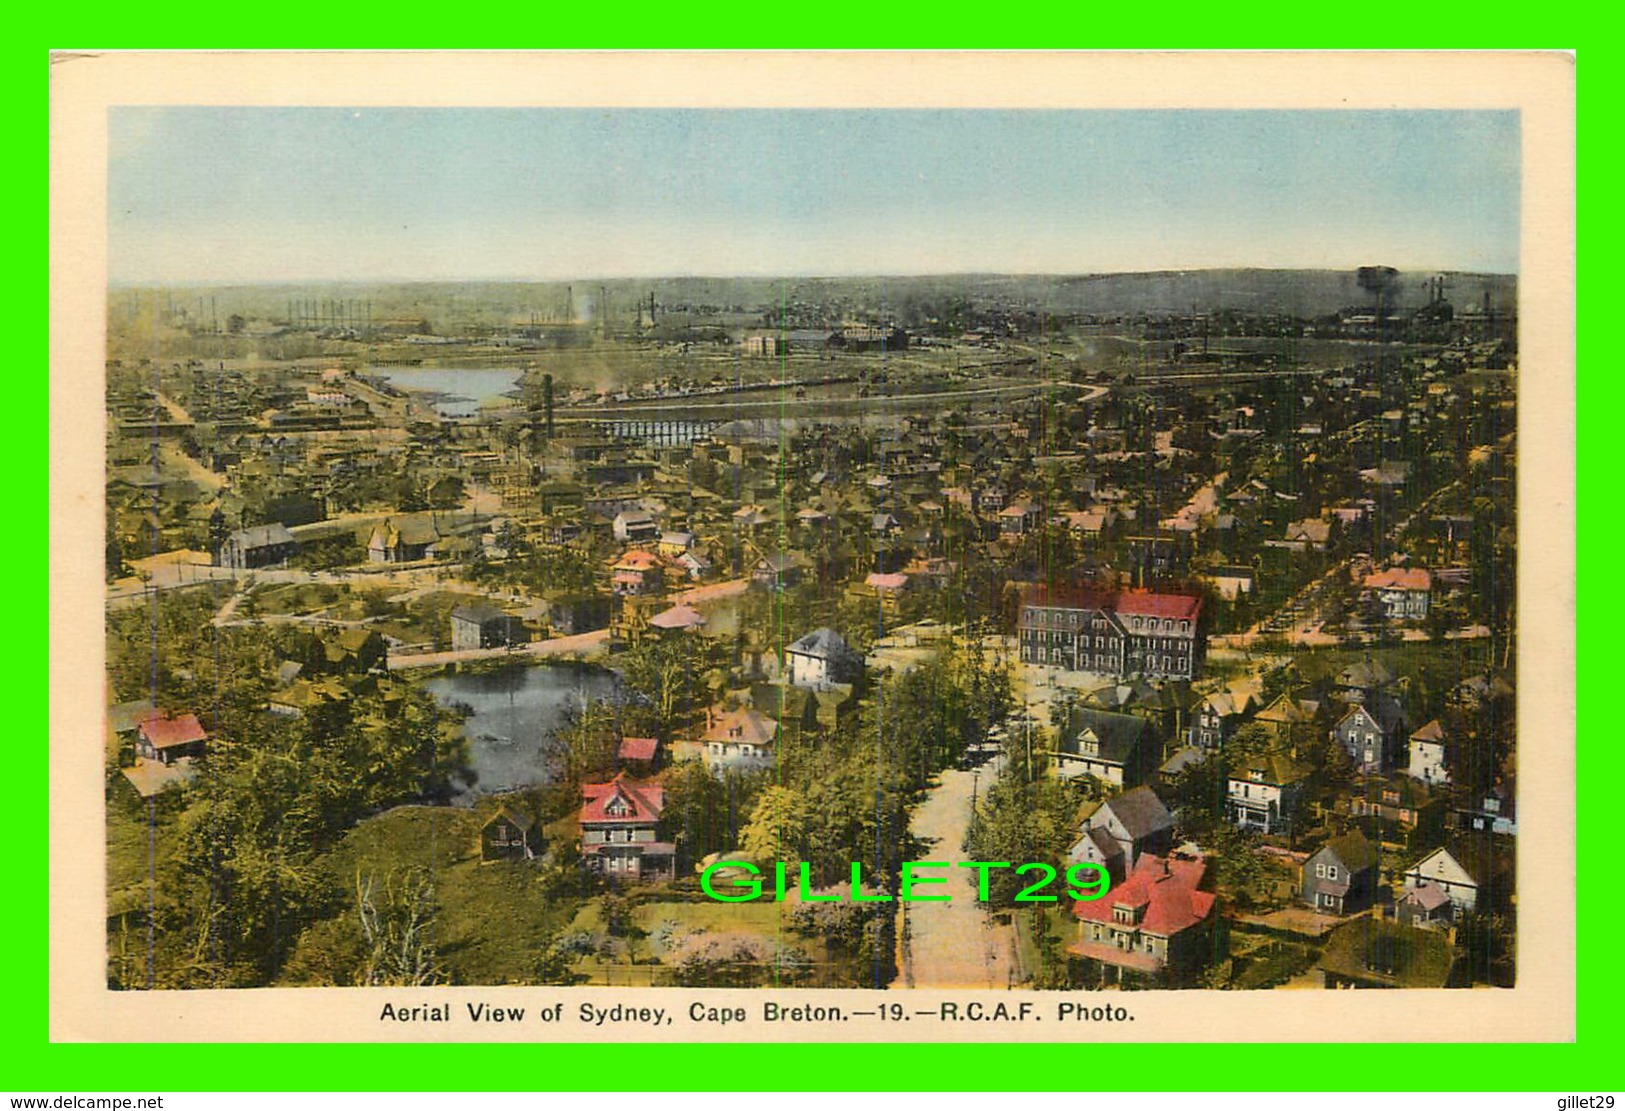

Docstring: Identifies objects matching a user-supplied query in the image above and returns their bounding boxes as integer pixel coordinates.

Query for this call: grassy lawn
[105,783,178,918]
[634,899,790,937]
[249,581,400,621]
[374,590,494,648]
[296,804,585,985]
[562,893,873,987]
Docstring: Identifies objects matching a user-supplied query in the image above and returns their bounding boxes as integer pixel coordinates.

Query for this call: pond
[424,662,619,800]
[371,366,524,419]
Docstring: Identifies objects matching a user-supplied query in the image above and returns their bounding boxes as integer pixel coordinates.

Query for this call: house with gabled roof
[998,501,1041,537]
[702,706,780,773]
[219,523,298,569]
[750,551,803,592]
[1254,691,1323,746]
[316,627,387,673]
[1189,682,1260,750]
[1051,707,1152,788]
[1283,517,1332,551]
[617,736,661,774]
[579,773,675,883]
[1402,847,1479,914]
[676,548,712,581]
[366,516,443,563]
[480,805,539,863]
[1227,752,1309,834]
[1301,830,1378,915]
[1337,658,1396,699]
[1069,851,1218,987]
[1394,880,1454,929]
[136,712,207,765]
[1067,785,1175,883]
[1333,692,1406,773]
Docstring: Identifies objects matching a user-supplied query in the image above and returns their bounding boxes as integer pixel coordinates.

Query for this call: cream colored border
[49,50,1576,1043]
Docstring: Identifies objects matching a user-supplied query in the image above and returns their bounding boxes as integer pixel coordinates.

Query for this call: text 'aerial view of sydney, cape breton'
[102,107,1518,994]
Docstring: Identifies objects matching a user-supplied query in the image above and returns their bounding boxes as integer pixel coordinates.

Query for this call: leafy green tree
[963,772,1080,908]
[662,760,740,862]
[741,786,809,866]
[555,698,621,784]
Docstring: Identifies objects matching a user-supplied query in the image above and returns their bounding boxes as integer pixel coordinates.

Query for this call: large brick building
[1017,585,1205,680]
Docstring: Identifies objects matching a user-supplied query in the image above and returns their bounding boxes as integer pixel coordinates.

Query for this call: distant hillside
[109,269,1517,329]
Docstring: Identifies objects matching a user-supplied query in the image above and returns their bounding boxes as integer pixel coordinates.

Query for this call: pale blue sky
[109,108,1520,283]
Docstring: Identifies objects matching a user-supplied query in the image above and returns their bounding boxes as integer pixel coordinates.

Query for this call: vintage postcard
[49,51,1575,1042]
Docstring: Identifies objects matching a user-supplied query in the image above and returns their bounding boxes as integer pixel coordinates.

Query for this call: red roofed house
[1364,567,1433,620]
[1069,851,1219,987]
[1019,584,1205,681]
[647,603,707,635]
[859,571,911,614]
[618,735,661,774]
[580,773,675,883]
[612,549,665,596]
[136,713,207,765]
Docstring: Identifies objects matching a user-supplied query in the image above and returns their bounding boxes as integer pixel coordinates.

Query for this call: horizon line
[107,264,1521,289]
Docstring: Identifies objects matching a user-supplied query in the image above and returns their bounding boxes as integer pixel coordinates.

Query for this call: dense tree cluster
[107,589,470,989]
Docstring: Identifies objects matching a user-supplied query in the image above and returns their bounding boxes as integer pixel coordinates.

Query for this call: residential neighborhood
[104,266,1519,994]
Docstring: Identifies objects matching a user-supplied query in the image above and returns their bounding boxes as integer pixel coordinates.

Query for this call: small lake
[371,366,524,419]
[425,662,619,800]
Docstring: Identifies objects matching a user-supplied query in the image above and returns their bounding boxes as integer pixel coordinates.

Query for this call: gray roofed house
[1395,880,1453,929]
[1067,785,1176,882]
[106,699,157,735]
[1302,830,1379,915]
[1157,745,1207,779]
[1338,658,1397,696]
[785,627,864,691]
[450,604,527,652]
[1052,707,1152,788]
[1105,785,1177,841]
[219,522,298,569]
[480,806,539,863]
[751,551,803,592]
[1334,691,1407,773]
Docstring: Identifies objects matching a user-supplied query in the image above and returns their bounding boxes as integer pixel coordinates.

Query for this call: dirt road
[898,755,1018,989]
[386,628,611,670]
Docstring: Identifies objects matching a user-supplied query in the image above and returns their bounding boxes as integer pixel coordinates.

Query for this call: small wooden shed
[480,806,539,863]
